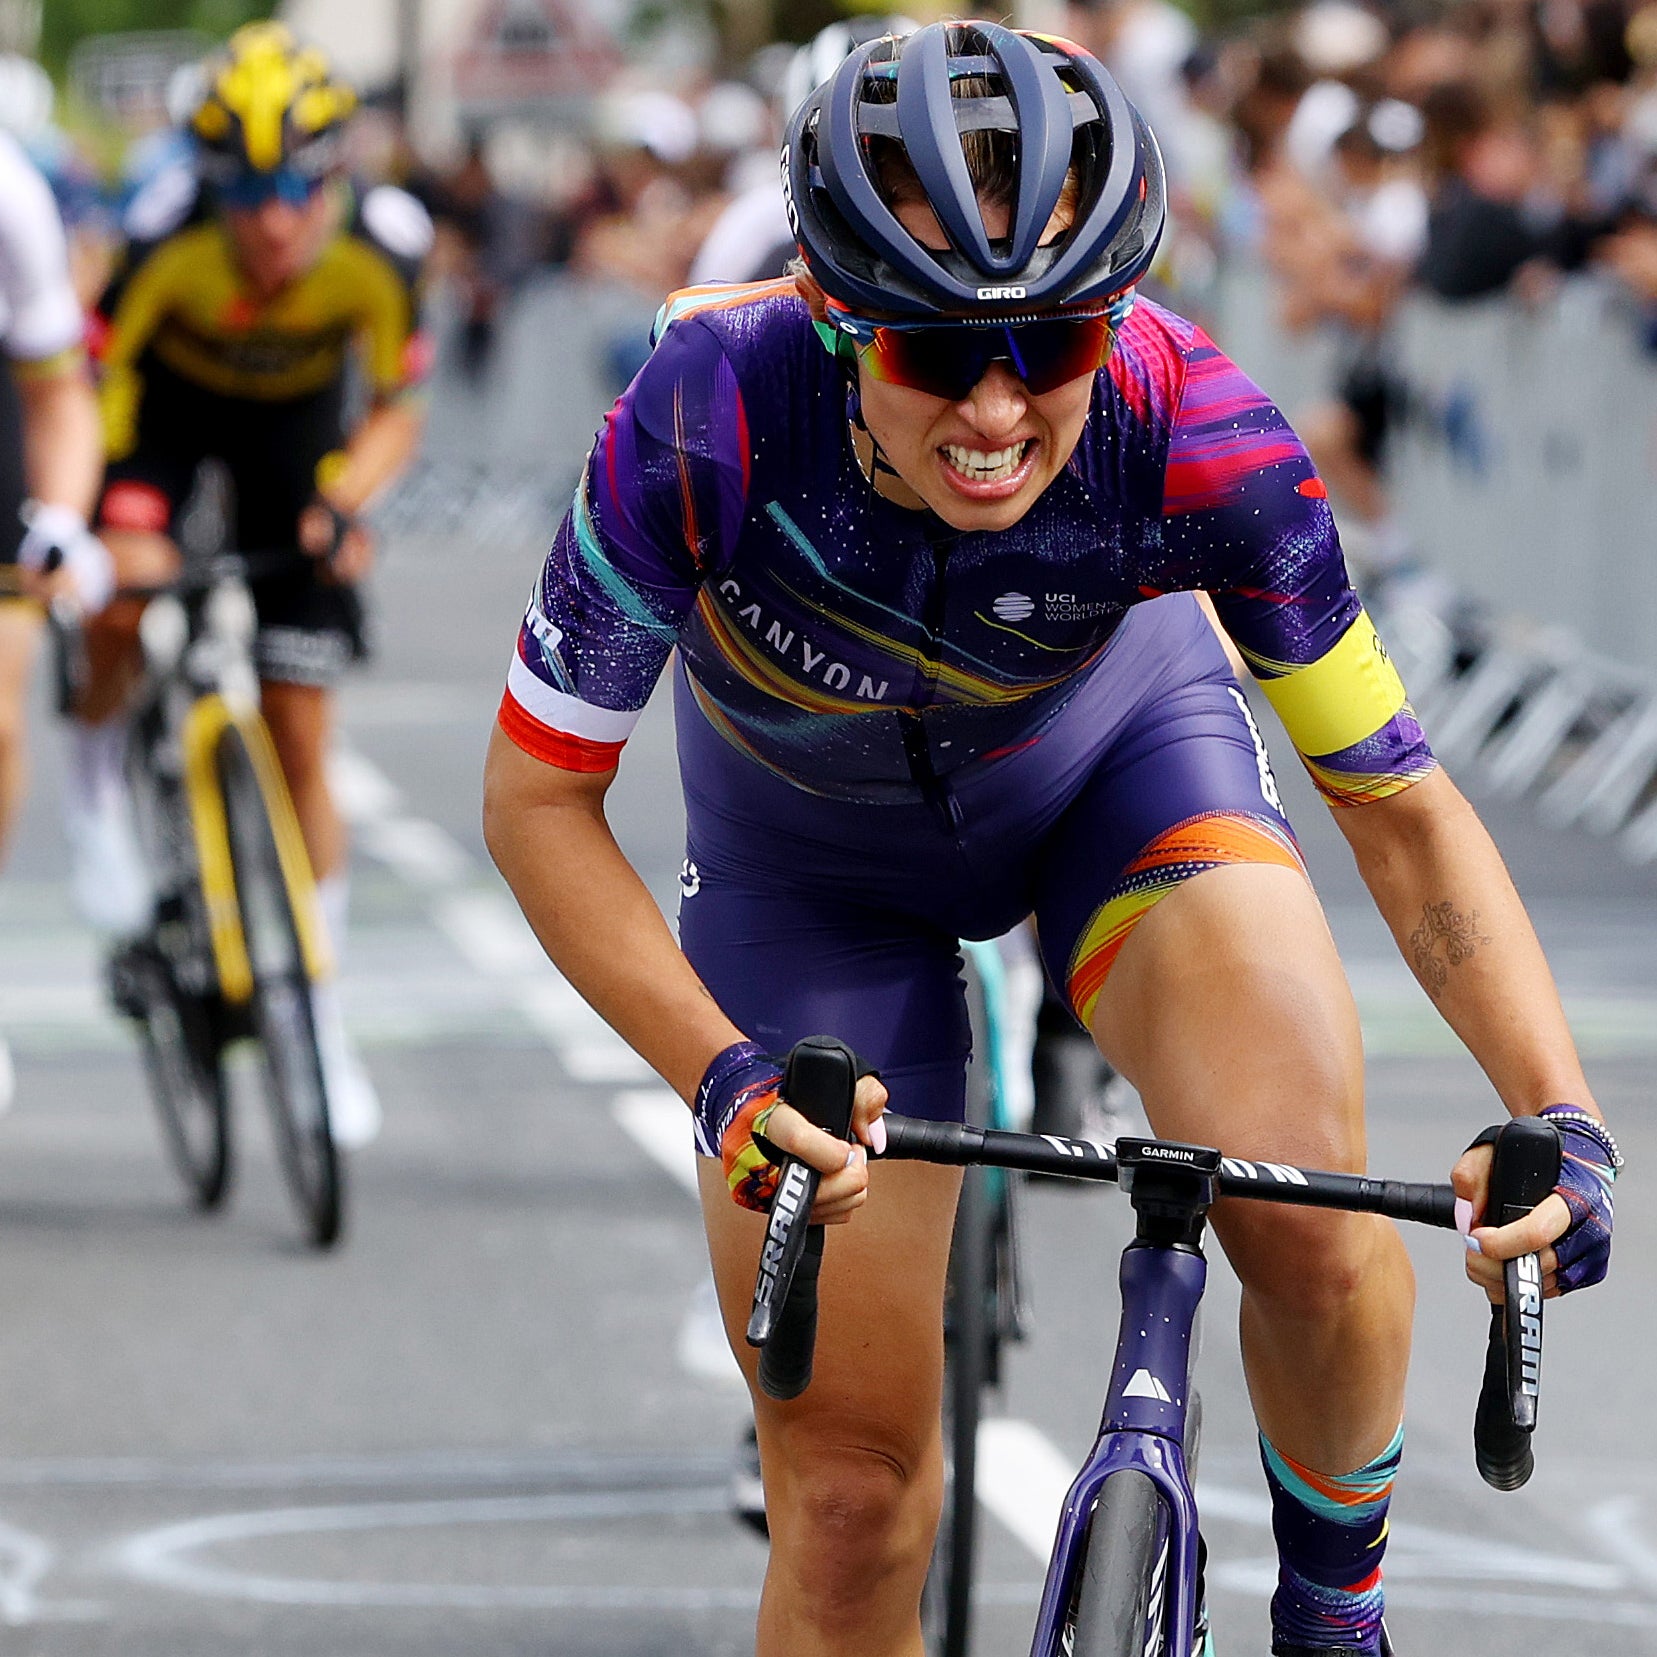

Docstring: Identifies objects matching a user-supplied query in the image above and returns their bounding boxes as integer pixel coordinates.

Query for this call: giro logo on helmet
[779,145,799,235]
[977,285,1028,301]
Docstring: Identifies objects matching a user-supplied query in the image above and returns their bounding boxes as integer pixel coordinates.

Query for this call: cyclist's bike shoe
[65,783,152,937]
[310,981,382,1149]
[729,1420,767,1539]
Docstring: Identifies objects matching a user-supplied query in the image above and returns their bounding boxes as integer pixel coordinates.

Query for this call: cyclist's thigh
[680,876,972,1124]
[699,1150,960,1484]
[1034,676,1363,1166]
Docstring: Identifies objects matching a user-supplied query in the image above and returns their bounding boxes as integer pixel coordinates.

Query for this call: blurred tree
[41,0,270,76]
[770,0,845,43]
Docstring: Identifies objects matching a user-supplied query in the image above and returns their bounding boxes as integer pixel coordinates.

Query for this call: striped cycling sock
[1260,1424,1402,1653]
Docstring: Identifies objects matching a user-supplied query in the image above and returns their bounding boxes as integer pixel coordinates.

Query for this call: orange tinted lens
[860,316,1115,398]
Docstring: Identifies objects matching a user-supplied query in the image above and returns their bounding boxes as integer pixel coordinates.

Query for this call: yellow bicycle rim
[182,695,333,1003]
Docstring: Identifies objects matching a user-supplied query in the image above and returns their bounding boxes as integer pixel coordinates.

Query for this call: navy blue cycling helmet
[783,21,1166,318]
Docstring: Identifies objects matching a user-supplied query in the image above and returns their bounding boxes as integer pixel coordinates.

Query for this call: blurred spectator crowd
[7,0,1655,403]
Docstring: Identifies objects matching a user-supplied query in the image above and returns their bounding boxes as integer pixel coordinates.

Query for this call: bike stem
[1032,1140,1221,1657]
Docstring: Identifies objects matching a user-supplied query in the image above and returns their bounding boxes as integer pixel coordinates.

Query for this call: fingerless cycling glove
[693,1040,784,1211]
[1539,1105,1620,1294]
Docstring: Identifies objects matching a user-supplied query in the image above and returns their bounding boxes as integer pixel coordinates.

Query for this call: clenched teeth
[941,441,1029,483]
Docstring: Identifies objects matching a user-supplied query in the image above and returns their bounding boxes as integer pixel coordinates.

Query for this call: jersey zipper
[900,520,963,834]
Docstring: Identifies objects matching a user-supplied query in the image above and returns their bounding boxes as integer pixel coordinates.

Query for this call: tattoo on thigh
[1410,901,1491,997]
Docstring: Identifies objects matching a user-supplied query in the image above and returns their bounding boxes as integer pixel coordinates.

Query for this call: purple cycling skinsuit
[496,279,1435,1122]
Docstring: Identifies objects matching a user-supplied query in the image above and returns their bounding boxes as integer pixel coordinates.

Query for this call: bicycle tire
[924,1152,993,1657]
[923,951,1008,1657]
[116,943,232,1209]
[1068,1469,1168,1657]
[215,723,343,1248]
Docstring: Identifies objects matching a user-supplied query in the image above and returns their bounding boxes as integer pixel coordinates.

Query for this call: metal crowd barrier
[372,459,567,551]
[1215,264,1657,863]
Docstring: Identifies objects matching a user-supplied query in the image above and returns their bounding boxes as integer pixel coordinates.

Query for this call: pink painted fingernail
[1465,1233,1484,1256]
[1454,1197,1473,1236]
[869,1115,888,1156]
[844,1144,862,1170]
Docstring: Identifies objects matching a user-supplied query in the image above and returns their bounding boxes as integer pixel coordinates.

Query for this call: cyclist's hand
[1453,1107,1620,1300]
[298,497,375,584]
[761,1069,888,1224]
[17,504,114,612]
[692,1041,886,1224]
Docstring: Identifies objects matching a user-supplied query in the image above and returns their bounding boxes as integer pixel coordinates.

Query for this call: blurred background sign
[452,0,622,118]
[66,28,206,131]
[0,0,39,54]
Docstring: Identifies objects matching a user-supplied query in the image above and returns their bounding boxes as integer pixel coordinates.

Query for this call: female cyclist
[484,24,1616,1656]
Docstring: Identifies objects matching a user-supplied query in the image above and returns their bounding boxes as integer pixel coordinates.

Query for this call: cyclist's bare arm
[14,361,103,606]
[1334,765,1593,1269]
[317,395,425,517]
[298,395,426,581]
[482,729,877,1213]
[17,362,100,520]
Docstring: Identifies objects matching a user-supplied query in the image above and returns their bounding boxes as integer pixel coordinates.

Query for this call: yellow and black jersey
[93,176,433,460]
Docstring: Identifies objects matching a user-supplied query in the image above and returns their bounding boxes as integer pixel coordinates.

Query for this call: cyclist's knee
[767,1431,937,1607]
[100,528,178,588]
[1223,1203,1408,1320]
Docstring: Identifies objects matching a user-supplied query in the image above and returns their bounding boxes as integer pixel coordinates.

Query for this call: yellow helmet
[190,22,356,184]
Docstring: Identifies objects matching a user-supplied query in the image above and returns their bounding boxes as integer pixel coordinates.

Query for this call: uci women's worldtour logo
[991,591,1117,626]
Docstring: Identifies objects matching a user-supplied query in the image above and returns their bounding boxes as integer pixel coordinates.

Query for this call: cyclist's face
[855,199,1096,534]
[223,185,336,296]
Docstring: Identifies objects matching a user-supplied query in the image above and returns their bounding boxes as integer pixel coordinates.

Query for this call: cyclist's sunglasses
[822,300,1127,400]
[217,165,326,211]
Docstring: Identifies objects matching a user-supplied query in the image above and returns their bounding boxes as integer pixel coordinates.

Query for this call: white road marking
[329,747,643,1079]
[354,816,473,889]
[612,1090,696,1197]
[111,1488,759,1611]
[0,1447,731,1490]
[676,1275,745,1389]
[1585,1496,1657,1594]
[610,1091,745,1388]
[0,1516,102,1624]
[975,1418,1074,1560]
[327,745,403,822]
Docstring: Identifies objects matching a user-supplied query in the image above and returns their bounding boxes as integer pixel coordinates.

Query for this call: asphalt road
[0,275,1652,1656]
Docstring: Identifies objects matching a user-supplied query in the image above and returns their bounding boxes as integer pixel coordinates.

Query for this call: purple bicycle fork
[1029,1241,1208,1657]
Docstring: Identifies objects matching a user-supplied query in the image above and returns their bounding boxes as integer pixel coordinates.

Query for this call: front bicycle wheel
[1067,1470,1169,1657]
[924,1151,993,1657]
[112,940,231,1209]
[216,723,343,1248]
[923,948,1012,1657]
